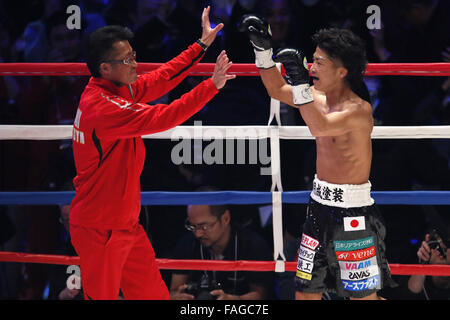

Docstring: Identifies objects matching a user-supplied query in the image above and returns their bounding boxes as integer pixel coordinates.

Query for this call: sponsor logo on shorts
[336,250,380,287]
[339,257,378,270]
[334,237,374,251]
[298,245,316,262]
[336,246,376,261]
[296,270,312,281]
[339,265,380,281]
[342,275,380,292]
[297,258,314,274]
[301,234,319,250]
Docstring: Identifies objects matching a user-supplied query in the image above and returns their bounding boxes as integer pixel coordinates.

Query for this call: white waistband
[310,175,374,208]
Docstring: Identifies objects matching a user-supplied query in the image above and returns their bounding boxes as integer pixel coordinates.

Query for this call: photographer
[169,193,274,300]
[407,231,450,299]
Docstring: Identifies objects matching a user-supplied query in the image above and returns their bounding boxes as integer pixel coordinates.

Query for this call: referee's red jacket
[70,42,218,229]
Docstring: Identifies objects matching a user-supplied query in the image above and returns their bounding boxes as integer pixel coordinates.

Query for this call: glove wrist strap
[254,48,276,69]
[292,84,314,106]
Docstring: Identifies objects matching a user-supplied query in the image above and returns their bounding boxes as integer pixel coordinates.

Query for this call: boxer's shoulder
[343,95,371,115]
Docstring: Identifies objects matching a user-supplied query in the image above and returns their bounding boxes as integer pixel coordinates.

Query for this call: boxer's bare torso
[259,58,373,186]
[310,87,373,185]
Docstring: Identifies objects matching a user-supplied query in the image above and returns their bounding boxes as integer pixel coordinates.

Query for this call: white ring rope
[0,124,449,140]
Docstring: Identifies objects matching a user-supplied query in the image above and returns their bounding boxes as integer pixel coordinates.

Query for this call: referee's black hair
[87,25,134,78]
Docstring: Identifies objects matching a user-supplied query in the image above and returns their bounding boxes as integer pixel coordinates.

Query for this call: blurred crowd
[0,0,449,300]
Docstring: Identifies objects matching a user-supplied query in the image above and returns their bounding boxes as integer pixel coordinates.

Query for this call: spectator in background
[211,0,258,26]
[78,0,108,36]
[132,0,180,63]
[13,0,106,62]
[103,0,139,31]
[16,10,87,126]
[255,0,297,51]
[204,0,258,63]
[44,11,87,126]
[407,231,450,299]
[14,0,66,62]
[170,187,274,300]
[46,11,84,63]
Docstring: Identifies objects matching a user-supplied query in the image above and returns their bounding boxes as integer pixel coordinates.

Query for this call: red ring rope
[1,251,449,276]
[0,63,449,76]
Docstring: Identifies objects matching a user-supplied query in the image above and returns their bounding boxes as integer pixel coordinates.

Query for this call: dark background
[0,0,448,299]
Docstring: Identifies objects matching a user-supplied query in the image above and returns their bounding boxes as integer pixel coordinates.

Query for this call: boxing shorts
[295,175,396,298]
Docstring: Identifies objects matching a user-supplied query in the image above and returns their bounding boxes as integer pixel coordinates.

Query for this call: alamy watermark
[64,4,381,32]
[66,265,81,290]
[170,121,275,176]
[366,5,381,30]
[66,5,81,30]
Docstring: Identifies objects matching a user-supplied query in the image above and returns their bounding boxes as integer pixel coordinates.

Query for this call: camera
[427,229,447,259]
[184,274,222,300]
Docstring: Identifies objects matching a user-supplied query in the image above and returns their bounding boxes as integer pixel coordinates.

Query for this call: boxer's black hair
[312,28,370,103]
[87,25,134,78]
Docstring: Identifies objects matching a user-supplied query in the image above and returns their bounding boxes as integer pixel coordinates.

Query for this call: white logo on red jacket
[73,108,85,144]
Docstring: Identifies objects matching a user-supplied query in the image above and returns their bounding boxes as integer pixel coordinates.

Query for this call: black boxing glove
[238,14,272,51]
[238,14,275,69]
[274,48,314,106]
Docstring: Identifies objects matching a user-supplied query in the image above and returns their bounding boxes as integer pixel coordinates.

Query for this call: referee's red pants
[70,223,170,300]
